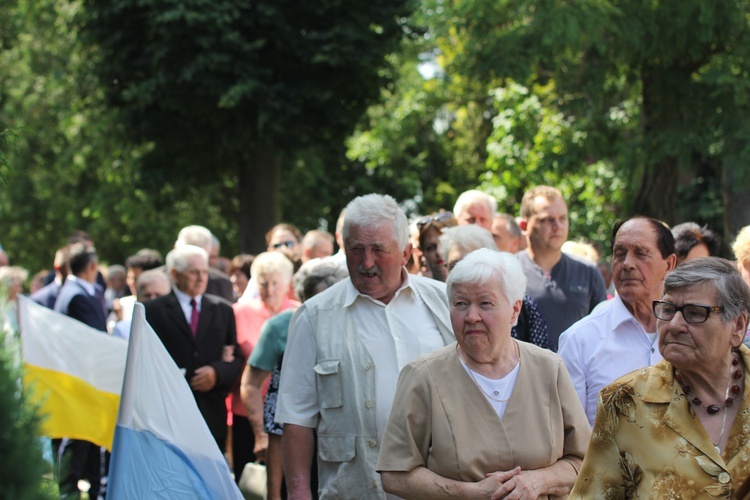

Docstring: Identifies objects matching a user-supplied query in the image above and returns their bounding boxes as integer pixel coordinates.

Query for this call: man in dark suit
[144,244,243,452]
[30,245,70,309]
[53,243,108,498]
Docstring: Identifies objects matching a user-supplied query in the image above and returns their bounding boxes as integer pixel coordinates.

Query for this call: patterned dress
[571,346,750,499]
[512,295,550,349]
[263,354,284,436]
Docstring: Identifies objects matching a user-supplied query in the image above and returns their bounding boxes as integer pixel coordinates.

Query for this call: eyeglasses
[417,212,454,231]
[652,300,724,324]
[272,240,296,250]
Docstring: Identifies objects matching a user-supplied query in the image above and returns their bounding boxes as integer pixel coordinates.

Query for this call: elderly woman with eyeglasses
[572,257,750,498]
[377,249,590,499]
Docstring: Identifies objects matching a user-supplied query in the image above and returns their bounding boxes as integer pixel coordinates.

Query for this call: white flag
[108,303,242,499]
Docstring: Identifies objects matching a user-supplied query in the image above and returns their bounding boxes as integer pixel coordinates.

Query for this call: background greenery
[3,0,750,273]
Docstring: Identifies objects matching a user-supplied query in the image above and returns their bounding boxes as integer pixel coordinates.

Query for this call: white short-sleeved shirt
[558,294,662,426]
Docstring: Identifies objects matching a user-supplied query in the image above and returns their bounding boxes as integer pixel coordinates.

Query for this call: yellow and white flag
[18,295,127,450]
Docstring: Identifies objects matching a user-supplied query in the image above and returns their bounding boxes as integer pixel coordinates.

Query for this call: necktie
[190,298,199,337]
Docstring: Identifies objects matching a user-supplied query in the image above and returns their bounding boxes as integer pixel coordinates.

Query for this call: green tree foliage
[419,0,750,248]
[79,0,415,251]
[0,0,239,273]
[484,81,625,246]
[0,297,53,499]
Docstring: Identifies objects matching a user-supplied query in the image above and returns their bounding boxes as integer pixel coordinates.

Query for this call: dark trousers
[58,439,109,498]
[232,414,257,483]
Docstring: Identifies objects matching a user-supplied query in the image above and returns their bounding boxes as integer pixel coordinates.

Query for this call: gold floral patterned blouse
[571,346,750,499]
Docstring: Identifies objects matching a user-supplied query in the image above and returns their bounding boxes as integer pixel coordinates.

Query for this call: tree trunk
[632,157,678,223]
[238,142,283,253]
[633,66,679,223]
[722,163,750,254]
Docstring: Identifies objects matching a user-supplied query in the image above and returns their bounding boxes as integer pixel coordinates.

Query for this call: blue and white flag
[108,304,242,499]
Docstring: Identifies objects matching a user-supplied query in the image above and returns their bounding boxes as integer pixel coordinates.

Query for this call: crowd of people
[2,184,750,498]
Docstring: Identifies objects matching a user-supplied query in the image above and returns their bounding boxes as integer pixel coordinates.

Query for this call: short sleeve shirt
[518,251,607,351]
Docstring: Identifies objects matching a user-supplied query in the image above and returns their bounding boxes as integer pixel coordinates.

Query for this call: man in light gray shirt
[276,194,454,499]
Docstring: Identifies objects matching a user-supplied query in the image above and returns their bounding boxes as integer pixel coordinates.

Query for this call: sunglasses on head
[417,212,454,231]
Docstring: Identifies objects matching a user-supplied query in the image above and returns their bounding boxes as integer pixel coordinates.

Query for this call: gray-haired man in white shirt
[276,194,455,499]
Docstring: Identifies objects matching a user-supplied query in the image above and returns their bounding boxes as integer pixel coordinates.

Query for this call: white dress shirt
[558,295,662,426]
[172,287,202,325]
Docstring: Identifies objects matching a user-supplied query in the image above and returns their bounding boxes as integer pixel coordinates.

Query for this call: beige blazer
[377,340,590,496]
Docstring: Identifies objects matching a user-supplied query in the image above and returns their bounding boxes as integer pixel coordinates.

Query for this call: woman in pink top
[231,251,300,482]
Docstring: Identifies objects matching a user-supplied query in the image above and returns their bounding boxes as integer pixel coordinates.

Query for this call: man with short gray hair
[175,224,233,302]
[491,213,523,254]
[112,269,171,339]
[453,189,496,231]
[276,194,454,499]
[144,245,243,451]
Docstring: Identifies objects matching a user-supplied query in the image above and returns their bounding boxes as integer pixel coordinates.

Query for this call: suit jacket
[30,281,61,309]
[53,278,107,332]
[144,291,243,448]
[206,268,234,302]
[571,346,750,498]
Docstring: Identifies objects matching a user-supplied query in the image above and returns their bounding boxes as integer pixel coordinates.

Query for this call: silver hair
[210,234,221,254]
[0,266,28,288]
[453,190,497,220]
[447,248,526,306]
[166,245,208,273]
[439,225,498,263]
[293,258,349,302]
[176,225,213,252]
[107,264,126,280]
[663,257,750,321]
[135,269,171,296]
[494,213,522,239]
[251,251,294,283]
[342,194,409,249]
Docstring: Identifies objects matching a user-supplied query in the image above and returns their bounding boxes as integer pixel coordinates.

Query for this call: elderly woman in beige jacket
[377,249,590,499]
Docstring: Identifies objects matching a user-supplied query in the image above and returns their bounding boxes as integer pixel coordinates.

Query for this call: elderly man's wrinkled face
[657,284,745,371]
[612,219,674,308]
[171,255,208,298]
[457,203,493,231]
[450,281,521,363]
[345,223,410,304]
[525,196,568,253]
[491,218,521,254]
